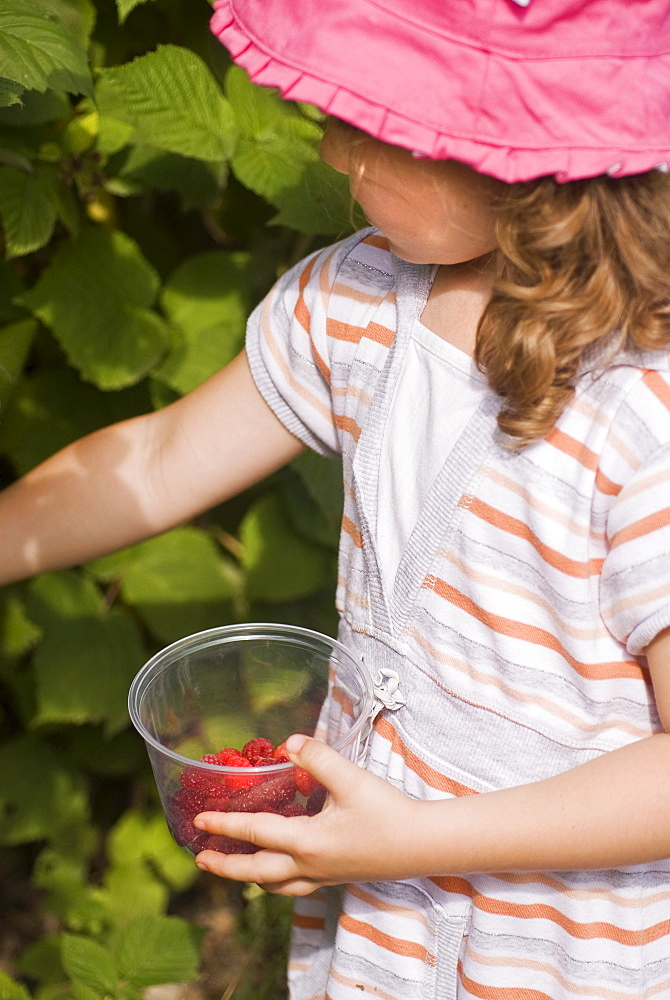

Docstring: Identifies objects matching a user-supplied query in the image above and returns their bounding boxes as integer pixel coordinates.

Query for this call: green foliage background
[0,1,356,996]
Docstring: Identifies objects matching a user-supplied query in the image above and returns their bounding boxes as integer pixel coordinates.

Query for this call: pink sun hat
[210,0,670,184]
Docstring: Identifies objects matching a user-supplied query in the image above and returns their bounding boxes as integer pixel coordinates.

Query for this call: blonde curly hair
[476,171,670,447]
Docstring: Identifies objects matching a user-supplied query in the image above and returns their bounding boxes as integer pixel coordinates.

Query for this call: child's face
[320,119,501,265]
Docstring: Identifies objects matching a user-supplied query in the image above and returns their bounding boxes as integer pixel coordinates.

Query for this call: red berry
[179,766,225,797]
[281,802,307,817]
[223,757,261,792]
[293,768,319,797]
[306,784,327,816]
[216,747,245,764]
[229,772,296,812]
[169,816,207,853]
[273,742,289,760]
[171,787,205,820]
[202,794,231,811]
[200,753,220,764]
[242,737,274,762]
[201,835,258,854]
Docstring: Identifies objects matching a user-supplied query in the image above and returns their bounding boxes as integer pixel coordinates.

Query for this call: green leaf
[32,842,107,934]
[107,810,198,892]
[226,65,354,234]
[112,916,202,989]
[0,76,23,107]
[0,0,92,97]
[20,226,170,389]
[0,970,32,1000]
[0,735,88,844]
[27,569,103,624]
[61,936,117,996]
[241,493,334,602]
[32,607,144,734]
[96,45,237,162]
[0,86,69,125]
[119,144,223,211]
[0,317,35,403]
[0,256,24,321]
[0,589,42,660]
[116,0,154,24]
[288,451,343,549]
[100,863,169,925]
[63,726,144,776]
[0,164,57,258]
[0,367,151,474]
[156,250,251,393]
[87,527,237,644]
[16,934,66,989]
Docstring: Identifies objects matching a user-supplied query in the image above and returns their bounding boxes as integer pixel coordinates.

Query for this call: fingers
[194,808,305,851]
[195,845,308,891]
[284,734,359,799]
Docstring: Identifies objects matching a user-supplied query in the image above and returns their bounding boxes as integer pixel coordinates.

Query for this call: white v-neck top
[377,319,487,591]
[246,228,670,1000]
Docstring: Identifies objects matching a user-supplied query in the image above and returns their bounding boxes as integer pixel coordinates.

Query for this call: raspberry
[169,816,207,854]
[242,737,274,763]
[254,755,281,767]
[200,753,221,764]
[306,784,327,816]
[281,802,307,817]
[215,747,245,764]
[229,772,296,812]
[202,793,232,811]
[179,766,226,797]
[273,742,289,761]
[171,787,205,820]
[222,757,261,792]
[293,768,319,797]
[202,835,258,854]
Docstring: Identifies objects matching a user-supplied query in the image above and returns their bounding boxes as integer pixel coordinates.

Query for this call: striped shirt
[246,228,670,999]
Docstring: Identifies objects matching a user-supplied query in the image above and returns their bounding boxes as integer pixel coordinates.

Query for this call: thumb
[285,734,360,798]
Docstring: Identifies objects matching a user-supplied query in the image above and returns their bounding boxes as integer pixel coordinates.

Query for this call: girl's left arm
[193,627,670,895]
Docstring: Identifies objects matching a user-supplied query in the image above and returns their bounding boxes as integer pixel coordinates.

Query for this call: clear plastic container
[128,623,374,855]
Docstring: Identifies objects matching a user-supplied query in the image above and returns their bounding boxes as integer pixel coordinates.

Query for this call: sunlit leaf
[20,226,170,389]
[0,367,150,473]
[115,0,154,24]
[156,250,251,393]
[111,916,203,989]
[226,65,355,234]
[0,317,35,403]
[0,76,23,106]
[0,735,89,844]
[119,144,223,211]
[241,494,334,602]
[96,45,236,162]
[107,810,198,892]
[61,935,117,995]
[32,607,144,734]
[100,864,169,924]
[0,970,32,1000]
[87,527,238,644]
[0,164,57,258]
[0,0,92,96]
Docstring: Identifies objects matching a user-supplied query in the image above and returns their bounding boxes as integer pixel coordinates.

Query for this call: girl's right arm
[0,350,305,586]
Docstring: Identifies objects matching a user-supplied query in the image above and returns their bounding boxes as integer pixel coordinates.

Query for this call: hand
[192,734,422,896]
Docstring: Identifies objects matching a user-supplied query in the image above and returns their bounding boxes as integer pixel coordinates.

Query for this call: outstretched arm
[193,627,670,895]
[0,351,305,585]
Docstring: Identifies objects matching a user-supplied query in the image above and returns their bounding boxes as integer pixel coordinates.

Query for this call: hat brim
[211,0,670,183]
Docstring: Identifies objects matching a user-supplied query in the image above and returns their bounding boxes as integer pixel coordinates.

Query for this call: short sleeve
[600,394,670,654]
[245,236,363,458]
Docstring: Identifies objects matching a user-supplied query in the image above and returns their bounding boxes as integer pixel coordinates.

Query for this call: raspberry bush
[0,1,353,996]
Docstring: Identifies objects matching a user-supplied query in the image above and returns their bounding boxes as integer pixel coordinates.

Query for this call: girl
[3,0,670,996]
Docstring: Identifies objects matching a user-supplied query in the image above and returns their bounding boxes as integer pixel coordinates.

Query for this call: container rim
[127,622,375,771]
